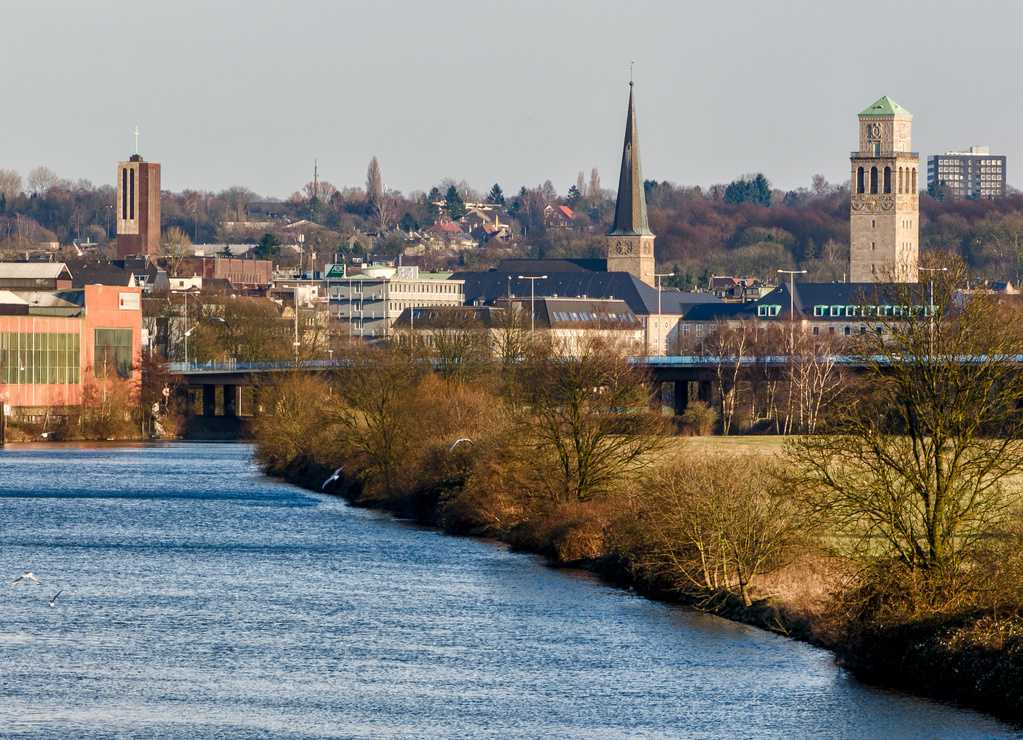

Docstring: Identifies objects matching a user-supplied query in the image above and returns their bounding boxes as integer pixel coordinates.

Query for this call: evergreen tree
[487,183,505,205]
[445,185,467,220]
[254,232,281,260]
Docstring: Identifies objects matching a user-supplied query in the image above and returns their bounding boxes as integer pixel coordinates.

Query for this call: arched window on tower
[884,167,892,194]
[898,167,903,194]
[857,167,865,194]
[870,167,878,194]
[912,168,918,193]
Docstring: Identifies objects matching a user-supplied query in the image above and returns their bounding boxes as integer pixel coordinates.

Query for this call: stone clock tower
[607,82,655,286]
[849,96,919,283]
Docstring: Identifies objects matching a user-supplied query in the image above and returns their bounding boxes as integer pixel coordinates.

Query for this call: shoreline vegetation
[248,257,1023,726]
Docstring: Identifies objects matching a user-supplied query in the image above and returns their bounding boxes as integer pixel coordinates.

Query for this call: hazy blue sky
[3,1,1021,199]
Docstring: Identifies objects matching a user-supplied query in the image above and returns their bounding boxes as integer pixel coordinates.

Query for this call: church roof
[609,83,654,238]
[860,96,912,117]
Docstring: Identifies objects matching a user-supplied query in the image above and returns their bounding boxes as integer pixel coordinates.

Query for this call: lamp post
[918,266,948,352]
[777,269,807,351]
[646,272,673,356]
[517,275,547,335]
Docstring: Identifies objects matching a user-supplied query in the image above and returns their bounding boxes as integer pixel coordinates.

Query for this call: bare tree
[792,254,1023,581]
[217,186,259,223]
[515,334,667,503]
[0,169,22,199]
[27,166,60,195]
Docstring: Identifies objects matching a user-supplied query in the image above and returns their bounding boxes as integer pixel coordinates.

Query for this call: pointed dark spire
[609,82,653,237]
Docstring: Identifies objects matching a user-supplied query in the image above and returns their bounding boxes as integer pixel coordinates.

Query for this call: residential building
[849,96,919,283]
[927,147,1007,198]
[675,281,937,349]
[606,82,655,286]
[328,265,465,337]
[543,204,575,230]
[393,297,645,356]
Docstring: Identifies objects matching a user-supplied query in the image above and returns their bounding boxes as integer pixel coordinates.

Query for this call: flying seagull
[322,466,344,490]
[47,590,63,607]
[449,438,474,452]
[13,572,41,585]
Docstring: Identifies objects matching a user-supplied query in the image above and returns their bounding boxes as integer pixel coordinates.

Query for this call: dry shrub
[249,372,336,475]
[629,447,811,606]
[680,401,717,436]
[510,500,623,565]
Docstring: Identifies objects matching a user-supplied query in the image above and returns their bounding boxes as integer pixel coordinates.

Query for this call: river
[0,442,1018,739]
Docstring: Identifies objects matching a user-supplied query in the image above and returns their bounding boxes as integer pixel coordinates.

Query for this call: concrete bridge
[166,355,862,419]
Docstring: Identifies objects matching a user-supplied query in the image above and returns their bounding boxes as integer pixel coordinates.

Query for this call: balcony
[851,151,919,159]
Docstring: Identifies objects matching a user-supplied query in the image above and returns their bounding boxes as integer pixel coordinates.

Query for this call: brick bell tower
[116,131,161,260]
[849,96,919,283]
[606,82,655,286]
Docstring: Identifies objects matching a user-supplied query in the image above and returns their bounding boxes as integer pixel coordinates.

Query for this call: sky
[3,1,1022,200]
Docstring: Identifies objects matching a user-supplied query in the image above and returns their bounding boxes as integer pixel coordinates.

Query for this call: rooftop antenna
[630,61,634,85]
[314,158,319,196]
[134,126,140,156]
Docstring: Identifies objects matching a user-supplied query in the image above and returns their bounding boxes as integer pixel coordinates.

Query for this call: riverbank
[264,439,1023,726]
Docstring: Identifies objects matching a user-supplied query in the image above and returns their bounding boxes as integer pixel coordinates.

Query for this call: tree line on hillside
[4,161,1023,287]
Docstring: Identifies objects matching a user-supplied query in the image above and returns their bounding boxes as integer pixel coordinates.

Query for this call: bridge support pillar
[673,381,689,415]
[698,380,713,406]
[224,385,238,417]
[202,385,217,417]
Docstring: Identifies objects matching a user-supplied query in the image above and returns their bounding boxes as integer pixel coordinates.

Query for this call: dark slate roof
[609,83,653,237]
[496,258,607,274]
[777,282,896,315]
[65,260,135,288]
[451,269,722,317]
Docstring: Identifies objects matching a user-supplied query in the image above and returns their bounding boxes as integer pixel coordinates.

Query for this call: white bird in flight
[449,438,474,452]
[47,590,63,607]
[321,466,344,490]
[12,572,41,585]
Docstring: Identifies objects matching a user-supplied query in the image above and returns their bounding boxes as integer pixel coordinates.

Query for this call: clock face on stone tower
[614,239,634,255]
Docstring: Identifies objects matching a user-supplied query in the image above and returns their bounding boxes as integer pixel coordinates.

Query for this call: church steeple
[606,82,655,286]
[610,83,653,237]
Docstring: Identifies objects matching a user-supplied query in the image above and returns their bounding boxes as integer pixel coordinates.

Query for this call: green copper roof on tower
[860,96,911,117]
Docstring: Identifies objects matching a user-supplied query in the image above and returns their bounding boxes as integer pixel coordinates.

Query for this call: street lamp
[517,275,547,335]
[646,272,673,356]
[777,269,807,351]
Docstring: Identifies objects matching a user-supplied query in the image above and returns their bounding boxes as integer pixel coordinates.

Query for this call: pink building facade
[0,285,143,414]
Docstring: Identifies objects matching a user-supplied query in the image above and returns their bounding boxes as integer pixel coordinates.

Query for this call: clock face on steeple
[614,239,634,255]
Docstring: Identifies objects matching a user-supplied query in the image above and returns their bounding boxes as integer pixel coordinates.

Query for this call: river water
[0,442,1018,739]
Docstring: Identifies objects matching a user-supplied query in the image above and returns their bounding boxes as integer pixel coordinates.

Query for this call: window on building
[94,328,133,379]
[1,332,81,385]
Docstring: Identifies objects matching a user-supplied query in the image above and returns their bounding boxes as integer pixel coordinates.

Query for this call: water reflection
[0,442,1018,739]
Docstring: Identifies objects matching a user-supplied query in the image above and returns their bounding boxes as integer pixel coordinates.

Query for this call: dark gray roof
[496,258,607,274]
[451,269,722,317]
[65,259,159,289]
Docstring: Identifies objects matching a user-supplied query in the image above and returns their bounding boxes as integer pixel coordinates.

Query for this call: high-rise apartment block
[927,147,1006,198]
[849,96,919,283]
[116,154,161,260]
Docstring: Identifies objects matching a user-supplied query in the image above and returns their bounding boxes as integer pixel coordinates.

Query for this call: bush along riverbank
[250,316,1023,725]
